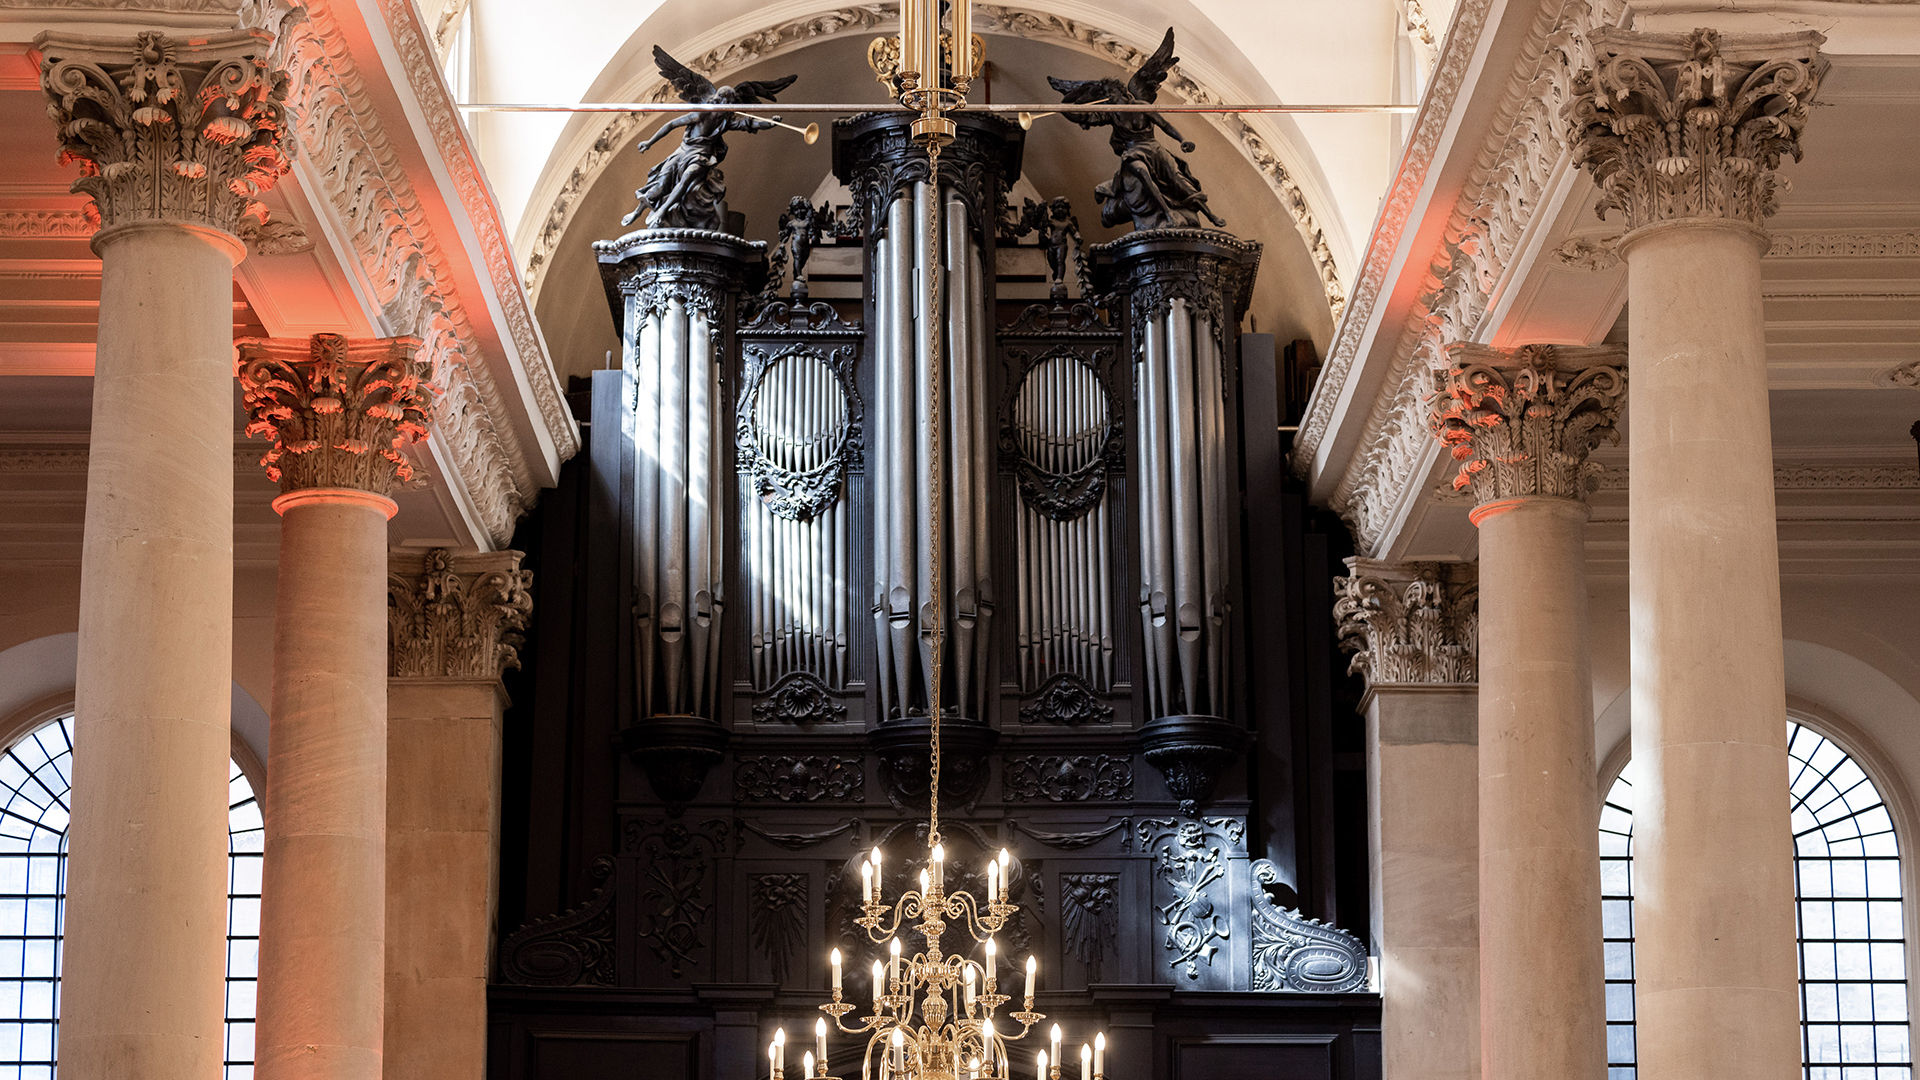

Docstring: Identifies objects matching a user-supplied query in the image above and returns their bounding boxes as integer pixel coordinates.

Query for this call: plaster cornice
[512,1,1351,325]
[1292,0,1631,559]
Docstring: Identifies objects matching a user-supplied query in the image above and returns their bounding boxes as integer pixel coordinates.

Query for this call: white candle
[918,868,929,893]
[932,842,944,889]
[1093,1033,1104,1078]
[963,963,976,1007]
[1080,1044,1090,1080]
[1049,1024,1060,1067]
[1025,956,1036,1002]
[830,948,842,993]
[982,1020,995,1068]
[1037,1050,1048,1080]
[871,847,883,903]
[969,1056,980,1079]
[862,861,873,903]
[892,1027,906,1068]
[987,861,998,903]
[816,1017,828,1069]
[804,1051,815,1079]
[872,960,886,1007]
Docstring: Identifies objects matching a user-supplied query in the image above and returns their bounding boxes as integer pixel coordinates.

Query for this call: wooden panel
[530,1031,698,1080]
[1170,1033,1338,1080]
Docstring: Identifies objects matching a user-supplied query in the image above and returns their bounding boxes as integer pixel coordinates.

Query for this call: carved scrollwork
[836,111,1018,241]
[497,856,617,986]
[1251,859,1368,993]
[1017,673,1117,726]
[737,344,861,521]
[733,755,864,802]
[739,298,863,337]
[1000,302,1112,337]
[1008,817,1133,851]
[622,817,732,979]
[1001,346,1123,521]
[1003,755,1132,802]
[749,672,853,725]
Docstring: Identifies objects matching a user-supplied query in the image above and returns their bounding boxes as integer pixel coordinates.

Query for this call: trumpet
[741,112,820,144]
[1017,98,1109,130]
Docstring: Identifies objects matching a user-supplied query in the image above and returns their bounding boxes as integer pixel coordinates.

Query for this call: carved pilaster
[1428,343,1628,507]
[236,333,434,497]
[36,29,293,237]
[1567,27,1825,231]
[1333,558,1478,686]
[388,548,533,680]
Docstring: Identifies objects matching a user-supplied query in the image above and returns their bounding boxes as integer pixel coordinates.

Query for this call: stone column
[1429,343,1627,1080]
[386,549,532,1080]
[1333,561,1478,1080]
[1569,29,1825,1080]
[237,334,434,1080]
[35,30,291,1080]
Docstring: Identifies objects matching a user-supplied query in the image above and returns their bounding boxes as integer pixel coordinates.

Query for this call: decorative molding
[236,333,433,494]
[520,4,1346,323]
[0,445,315,474]
[237,215,314,255]
[737,816,861,851]
[1296,0,1632,558]
[1007,817,1131,851]
[1888,360,1920,391]
[1333,558,1478,686]
[1139,817,1243,980]
[737,343,860,522]
[748,873,808,986]
[1551,234,1621,271]
[387,548,533,679]
[1250,858,1368,993]
[1002,755,1132,803]
[0,210,94,238]
[1770,231,1920,258]
[1569,28,1826,232]
[37,29,292,236]
[1016,672,1115,726]
[1059,873,1120,980]
[1429,343,1627,504]
[733,755,865,802]
[496,855,617,986]
[749,672,851,725]
[239,0,548,546]
[1593,461,1920,492]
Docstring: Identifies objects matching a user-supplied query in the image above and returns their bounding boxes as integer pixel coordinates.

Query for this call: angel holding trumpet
[623,46,804,232]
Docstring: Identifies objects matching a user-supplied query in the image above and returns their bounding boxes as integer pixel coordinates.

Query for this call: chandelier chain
[925,140,944,849]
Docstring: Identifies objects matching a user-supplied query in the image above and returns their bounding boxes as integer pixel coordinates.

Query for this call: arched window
[0,715,263,1079]
[1600,721,1912,1080]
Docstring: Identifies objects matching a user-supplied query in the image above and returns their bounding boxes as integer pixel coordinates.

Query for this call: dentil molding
[1333,558,1478,686]
[388,547,533,680]
[517,3,1347,323]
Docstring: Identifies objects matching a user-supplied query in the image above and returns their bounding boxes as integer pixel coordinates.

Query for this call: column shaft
[1624,221,1798,1080]
[256,494,393,1080]
[1475,496,1606,1080]
[62,220,242,1080]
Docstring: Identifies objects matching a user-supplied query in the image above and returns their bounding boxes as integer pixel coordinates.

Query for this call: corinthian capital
[236,334,434,497]
[36,29,294,237]
[1334,559,1478,686]
[1429,343,1627,507]
[1567,27,1825,230]
[388,549,533,680]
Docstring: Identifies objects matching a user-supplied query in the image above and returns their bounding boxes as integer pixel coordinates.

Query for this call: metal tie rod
[456,101,1419,115]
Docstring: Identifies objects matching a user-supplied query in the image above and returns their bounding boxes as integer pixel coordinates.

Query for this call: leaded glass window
[0,716,263,1079]
[1600,722,1913,1080]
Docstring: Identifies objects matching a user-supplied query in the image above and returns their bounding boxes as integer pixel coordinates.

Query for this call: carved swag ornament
[1333,559,1478,685]
[37,28,293,236]
[1568,27,1826,231]
[388,549,534,679]
[1428,343,1628,507]
[236,334,435,495]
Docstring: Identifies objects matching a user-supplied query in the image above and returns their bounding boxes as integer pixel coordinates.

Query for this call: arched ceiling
[528,32,1347,388]
[463,0,1409,315]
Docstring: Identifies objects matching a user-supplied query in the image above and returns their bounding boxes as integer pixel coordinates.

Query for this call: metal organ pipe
[1195,314,1228,718]
[633,305,662,718]
[887,192,917,716]
[944,194,976,719]
[687,308,714,715]
[1163,300,1205,716]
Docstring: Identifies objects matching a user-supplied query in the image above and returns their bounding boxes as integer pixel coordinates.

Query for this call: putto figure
[1048,28,1225,232]
[622,46,798,232]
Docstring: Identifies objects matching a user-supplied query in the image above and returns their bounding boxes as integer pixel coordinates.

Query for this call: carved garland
[517,4,1347,322]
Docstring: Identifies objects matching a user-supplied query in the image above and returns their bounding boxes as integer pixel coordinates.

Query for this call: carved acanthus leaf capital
[36,29,294,237]
[236,334,434,496]
[1567,27,1826,231]
[1333,558,1478,686]
[1428,343,1627,506]
[388,548,533,680]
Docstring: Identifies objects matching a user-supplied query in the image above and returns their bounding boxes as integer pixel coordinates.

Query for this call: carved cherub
[1019,196,1083,301]
[1047,29,1226,232]
[622,46,798,232]
[775,196,828,299]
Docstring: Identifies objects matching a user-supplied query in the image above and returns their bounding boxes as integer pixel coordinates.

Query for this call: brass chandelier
[758,3,1108,1079]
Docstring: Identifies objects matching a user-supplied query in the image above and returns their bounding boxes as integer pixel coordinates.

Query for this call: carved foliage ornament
[1568,27,1826,230]
[236,333,434,495]
[623,817,731,979]
[1003,755,1132,803]
[1428,344,1628,505]
[388,548,534,679]
[1333,558,1477,686]
[1059,873,1120,980]
[749,873,809,986]
[734,755,864,802]
[737,345,861,522]
[37,29,292,236]
[1016,673,1115,726]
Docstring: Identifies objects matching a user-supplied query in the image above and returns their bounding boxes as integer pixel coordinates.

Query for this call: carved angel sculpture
[622,46,798,232]
[1018,196,1084,300]
[1047,28,1225,232]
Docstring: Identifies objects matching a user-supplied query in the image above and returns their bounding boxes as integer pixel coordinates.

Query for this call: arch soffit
[509,0,1355,321]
